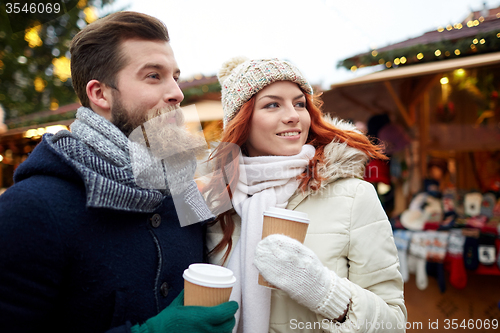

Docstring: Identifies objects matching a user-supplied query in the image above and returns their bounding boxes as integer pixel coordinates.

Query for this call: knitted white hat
[217,57,313,128]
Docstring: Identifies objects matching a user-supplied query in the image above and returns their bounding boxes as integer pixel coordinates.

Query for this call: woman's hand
[254,234,351,321]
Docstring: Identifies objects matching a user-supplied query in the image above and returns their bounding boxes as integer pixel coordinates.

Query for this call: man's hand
[131,290,238,333]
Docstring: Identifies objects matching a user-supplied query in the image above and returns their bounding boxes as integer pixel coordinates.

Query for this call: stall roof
[331,51,500,88]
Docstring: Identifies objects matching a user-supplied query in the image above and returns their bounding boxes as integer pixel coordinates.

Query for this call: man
[0,11,237,333]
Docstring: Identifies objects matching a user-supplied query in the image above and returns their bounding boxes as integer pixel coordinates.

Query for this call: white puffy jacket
[207,119,407,332]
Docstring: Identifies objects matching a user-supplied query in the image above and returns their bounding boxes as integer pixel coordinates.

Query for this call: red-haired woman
[204,57,407,333]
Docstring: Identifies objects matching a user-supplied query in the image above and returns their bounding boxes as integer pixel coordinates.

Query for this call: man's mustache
[129,105,207,161]
[145,104,185,127]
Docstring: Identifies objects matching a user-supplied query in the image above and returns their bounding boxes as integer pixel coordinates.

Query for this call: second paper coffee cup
[259,207,310,288]
[183,263,236,306]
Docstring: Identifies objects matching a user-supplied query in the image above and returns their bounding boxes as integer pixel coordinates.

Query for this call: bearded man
[0,11,237,333]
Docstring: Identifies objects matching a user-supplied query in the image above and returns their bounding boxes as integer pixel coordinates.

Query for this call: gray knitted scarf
[46,107,213,224]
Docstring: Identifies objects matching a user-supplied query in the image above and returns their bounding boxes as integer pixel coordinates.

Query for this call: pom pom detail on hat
[217,56,248,85]
[217,57,313,128]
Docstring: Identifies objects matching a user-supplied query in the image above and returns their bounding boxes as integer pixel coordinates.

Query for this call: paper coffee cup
[183,263,236,306]
[258,207,309,288]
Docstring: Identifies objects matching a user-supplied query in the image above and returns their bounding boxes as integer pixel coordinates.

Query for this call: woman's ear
[86,80,113,119]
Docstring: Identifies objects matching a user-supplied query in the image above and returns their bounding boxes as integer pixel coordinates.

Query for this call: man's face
[109,38,184,136]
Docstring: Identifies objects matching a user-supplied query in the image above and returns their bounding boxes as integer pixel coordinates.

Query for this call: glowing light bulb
[24,24,43,48]
[440,77,449,85]
[455,49,461,55]
[34,77,46,92]
[417,53,424,60]
[435,50,442,56]
[50,98,59,110]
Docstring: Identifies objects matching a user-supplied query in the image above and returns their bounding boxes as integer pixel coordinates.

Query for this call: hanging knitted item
[464,192,483,217]
[478,232,497,266]
[447,229,467,289]
[425,231,449,293]
[481,193,497,218]
[393,229,412,282]
[463,228,480,271]
[409,232,428,290]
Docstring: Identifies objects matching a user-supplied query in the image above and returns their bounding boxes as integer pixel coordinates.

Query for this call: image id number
[444,319,498,330]
[6,2,61,14]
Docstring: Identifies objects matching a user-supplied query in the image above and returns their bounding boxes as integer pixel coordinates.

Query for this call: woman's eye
[264,102,279,109]
[295,102,306,108]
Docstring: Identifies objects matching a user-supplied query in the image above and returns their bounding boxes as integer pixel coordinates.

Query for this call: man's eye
[148,73,160,80]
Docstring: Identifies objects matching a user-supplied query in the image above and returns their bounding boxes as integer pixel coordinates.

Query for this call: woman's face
[246,81,311,157]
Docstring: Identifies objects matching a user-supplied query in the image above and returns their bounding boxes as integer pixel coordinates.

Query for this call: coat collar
[286,117,369,210]
[307,116,369,192]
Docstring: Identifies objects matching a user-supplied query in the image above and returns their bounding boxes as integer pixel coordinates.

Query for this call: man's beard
[110,97,207,159]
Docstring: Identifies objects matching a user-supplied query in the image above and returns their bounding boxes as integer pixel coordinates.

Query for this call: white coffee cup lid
[183,264,236,288]
[263,207,309,223]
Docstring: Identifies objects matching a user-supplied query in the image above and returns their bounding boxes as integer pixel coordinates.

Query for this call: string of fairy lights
[340,12,500,72]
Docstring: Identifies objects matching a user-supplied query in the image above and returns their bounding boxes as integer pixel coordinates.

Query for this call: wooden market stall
[322,51,500,214]
[321,7,500,328]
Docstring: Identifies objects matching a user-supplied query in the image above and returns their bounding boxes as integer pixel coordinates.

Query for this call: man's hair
[70,11,170,107]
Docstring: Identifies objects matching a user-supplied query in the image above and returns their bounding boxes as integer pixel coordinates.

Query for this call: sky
[105,0,500,89]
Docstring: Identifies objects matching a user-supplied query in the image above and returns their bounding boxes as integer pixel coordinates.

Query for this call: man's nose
[164,78,184,104]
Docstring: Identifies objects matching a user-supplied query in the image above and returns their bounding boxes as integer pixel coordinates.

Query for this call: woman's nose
[282,105,300,124]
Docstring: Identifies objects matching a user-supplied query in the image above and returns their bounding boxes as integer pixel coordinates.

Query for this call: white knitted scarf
[228,144,315,333]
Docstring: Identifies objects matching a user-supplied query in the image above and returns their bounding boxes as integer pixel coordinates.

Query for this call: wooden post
[383,81,413,128]
[419,92,430,179]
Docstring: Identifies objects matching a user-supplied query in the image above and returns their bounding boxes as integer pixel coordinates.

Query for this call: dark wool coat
[0,135,205,333]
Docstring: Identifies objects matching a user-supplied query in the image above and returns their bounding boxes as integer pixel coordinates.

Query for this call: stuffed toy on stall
[400,192,444,231]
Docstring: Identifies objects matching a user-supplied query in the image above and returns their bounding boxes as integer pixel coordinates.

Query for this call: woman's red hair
[204,90,387,263]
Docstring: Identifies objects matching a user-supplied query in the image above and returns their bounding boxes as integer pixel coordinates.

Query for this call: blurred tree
[0,0,118,124]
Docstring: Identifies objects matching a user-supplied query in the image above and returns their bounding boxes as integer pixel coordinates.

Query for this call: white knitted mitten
[254,234,351,320]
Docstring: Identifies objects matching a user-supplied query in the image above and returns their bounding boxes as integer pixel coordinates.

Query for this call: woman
[204,57,407,333]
